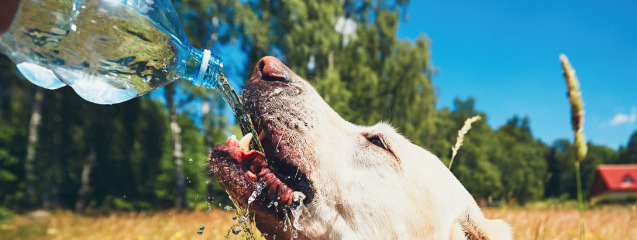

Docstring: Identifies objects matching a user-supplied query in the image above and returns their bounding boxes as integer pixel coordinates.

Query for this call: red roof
[596,165,637,191]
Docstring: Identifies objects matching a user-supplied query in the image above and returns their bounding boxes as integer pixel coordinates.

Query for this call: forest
[1,0,636,218]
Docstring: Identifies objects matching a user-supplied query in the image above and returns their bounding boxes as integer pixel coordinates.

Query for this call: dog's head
[209,56,512,239]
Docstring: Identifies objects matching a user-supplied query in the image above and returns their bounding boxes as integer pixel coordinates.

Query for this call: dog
[209,56,512,240]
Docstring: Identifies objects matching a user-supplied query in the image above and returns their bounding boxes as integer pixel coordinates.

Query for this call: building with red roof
[589,165,637,200]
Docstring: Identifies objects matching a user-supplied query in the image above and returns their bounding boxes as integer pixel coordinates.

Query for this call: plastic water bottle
[0,0,267,154]
[0,0,223,104]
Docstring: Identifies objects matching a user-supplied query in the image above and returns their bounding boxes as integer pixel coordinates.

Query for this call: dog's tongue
[225,134,302,206]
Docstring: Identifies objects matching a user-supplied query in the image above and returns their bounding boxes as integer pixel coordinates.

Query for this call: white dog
[209,56,512,240]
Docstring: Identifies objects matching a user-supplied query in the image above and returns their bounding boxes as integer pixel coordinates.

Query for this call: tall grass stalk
[560,54,588,239]
[449,115,481,169]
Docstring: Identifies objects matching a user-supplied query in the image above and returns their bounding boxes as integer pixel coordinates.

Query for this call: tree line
[1,0,636,215]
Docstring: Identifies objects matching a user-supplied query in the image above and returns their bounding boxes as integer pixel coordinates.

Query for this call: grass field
[483,206,637,240]
[1,206,636,239]
[0,208,261,240]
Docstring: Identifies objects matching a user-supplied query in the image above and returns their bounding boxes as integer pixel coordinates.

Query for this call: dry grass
[449,115,481,169]
[0,208,264,240]
[2,207,636,239]
[484,206,637,240]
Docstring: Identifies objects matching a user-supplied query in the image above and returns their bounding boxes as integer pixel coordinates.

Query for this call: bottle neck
[190,48,223,89]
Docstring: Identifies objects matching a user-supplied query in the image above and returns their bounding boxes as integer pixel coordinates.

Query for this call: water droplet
[239,214,249,224]
[231,225,242,235]
[143,75,152,82]
[282,211,290,232]
[248,182,265,206]
[188,158,193,163]
[196,223,205,235]
[224,205,234,212]
[232,215,237,221]
[292,229,298,238]
[291,206,304,230]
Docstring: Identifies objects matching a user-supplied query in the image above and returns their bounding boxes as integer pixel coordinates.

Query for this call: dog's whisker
[275,127,286,150]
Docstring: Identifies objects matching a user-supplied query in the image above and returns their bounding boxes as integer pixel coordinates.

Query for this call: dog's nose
[252,56,291,83]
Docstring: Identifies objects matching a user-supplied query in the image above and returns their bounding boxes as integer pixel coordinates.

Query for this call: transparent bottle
[0,0,223,104]
[0,0,266,153]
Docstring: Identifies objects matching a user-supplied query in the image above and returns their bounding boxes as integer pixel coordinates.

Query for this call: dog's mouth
[209,56,315,225]
[209,124,314,213]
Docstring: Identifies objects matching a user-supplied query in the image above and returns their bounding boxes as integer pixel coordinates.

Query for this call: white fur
[284,79,513,240]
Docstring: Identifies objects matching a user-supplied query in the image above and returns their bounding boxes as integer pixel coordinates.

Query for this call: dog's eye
[365,134,399,166]
[368,136,387,150]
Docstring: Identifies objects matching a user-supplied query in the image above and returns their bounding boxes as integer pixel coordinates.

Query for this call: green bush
[594,194,637,205]
[0,206,15,222]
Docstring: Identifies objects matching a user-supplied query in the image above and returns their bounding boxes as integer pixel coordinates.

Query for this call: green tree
[201,0,436,148]
[24,88,43,207]
[0,54,34,208]
[495,116,548,204]
[545,139,618,199]
[545,139,575,198]
[445,98,503,200]
[439,99,550,204]
[581,144,617,196]
[618,131,637,164]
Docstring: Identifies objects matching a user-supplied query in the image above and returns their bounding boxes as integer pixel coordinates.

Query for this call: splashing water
[282,211,290,232]
[206,201,212,213]
[196,223,205,235]
[224,181,265,239]
[290,204,305,231]
[223,205,234,212]
[217,74,266,154]
[230,224,242,235]
[226,213,257,239]
[248,182,266,206]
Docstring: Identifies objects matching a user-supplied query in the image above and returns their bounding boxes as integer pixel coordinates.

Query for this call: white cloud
[609,107,637,126]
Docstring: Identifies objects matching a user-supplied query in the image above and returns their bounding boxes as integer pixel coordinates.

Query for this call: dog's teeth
[238,133,253,151]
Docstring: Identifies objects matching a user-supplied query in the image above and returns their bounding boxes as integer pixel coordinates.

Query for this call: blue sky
[397,0,637,149]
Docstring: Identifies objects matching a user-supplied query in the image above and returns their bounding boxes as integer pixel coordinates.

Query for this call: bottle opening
[194,49,212,86]
[192,49,223,89]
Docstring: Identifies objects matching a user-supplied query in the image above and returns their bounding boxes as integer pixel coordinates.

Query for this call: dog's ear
[457,217,513,240]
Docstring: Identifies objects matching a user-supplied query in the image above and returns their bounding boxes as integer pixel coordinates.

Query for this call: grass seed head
[449,115,481,169]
